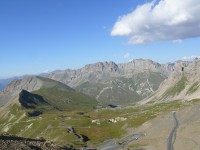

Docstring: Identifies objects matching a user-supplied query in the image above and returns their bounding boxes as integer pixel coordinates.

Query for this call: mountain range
[1,58,200,149]
[2,58,200,106]
[48,59,175,104]
[1,59,195,105]
[0,59,175,105]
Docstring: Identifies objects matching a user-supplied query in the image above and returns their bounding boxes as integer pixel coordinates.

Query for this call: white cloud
[111,0,200,44]
[123,53,130,58]
[180,55,200,61]
[172,39,182,43]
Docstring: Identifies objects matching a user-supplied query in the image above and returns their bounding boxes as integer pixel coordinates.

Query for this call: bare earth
[125,102,200,150]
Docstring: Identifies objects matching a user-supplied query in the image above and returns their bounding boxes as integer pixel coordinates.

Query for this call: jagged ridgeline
[48,59,174,104]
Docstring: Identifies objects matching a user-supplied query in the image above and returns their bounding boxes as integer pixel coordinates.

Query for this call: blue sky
[1,0,200,78]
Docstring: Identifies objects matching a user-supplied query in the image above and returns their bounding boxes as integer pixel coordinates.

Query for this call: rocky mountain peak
[120,59,161,71]
[83,61,119,73]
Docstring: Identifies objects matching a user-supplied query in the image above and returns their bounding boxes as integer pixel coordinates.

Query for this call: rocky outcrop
[48,61,120,87]
[118,59,173,77]
[0,135,71,150]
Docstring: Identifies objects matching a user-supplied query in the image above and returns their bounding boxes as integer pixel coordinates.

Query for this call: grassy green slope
[32,76,97,111]
[36,76,75,92]
[33,87,97,111]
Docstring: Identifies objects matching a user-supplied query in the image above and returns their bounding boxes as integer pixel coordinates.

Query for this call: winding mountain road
[99,133,144,150]
[167,111,179,150]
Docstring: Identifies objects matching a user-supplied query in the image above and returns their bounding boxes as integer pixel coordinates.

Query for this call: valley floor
[1,99,200,150]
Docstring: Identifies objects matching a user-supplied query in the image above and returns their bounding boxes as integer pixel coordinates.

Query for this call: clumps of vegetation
[163,76,188,98]
[187,82,200,94]
[188,98,200,104]
[127,100,182,128]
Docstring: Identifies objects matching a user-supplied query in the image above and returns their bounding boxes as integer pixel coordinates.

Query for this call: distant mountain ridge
[2,58,194,105]
[0,71,53,91]
[48,59,174,87]
[48,59,175,104]
[0,59,174,91]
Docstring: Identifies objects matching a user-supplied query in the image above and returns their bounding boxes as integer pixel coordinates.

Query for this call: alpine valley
[1,59,200,150]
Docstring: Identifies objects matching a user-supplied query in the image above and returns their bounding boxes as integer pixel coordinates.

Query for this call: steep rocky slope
[0,76,42,107]
[49,59,174,104]
[140,58,200,104]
